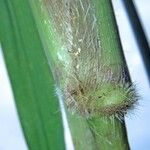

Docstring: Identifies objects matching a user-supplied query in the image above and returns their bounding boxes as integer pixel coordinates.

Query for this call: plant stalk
[88,116,130,150]
[30,0,134,149]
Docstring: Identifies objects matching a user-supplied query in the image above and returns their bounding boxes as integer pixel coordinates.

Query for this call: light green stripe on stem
[67,113,96,150]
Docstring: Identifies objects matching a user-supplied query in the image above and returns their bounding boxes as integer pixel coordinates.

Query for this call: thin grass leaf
[0,0,65,150]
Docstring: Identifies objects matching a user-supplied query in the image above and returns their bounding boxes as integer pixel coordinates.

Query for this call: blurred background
[0,0,150,149]
[112,0,150,149]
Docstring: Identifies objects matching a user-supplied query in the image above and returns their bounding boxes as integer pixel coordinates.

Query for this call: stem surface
[31,0,133,149]
[88,116,130,150]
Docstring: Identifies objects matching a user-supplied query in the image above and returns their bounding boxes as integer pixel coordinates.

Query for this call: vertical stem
[88,117,130,150]
[86,0,131,149]
[67,112,96,150]
[93,0,128,78]
[31,0,134,149]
